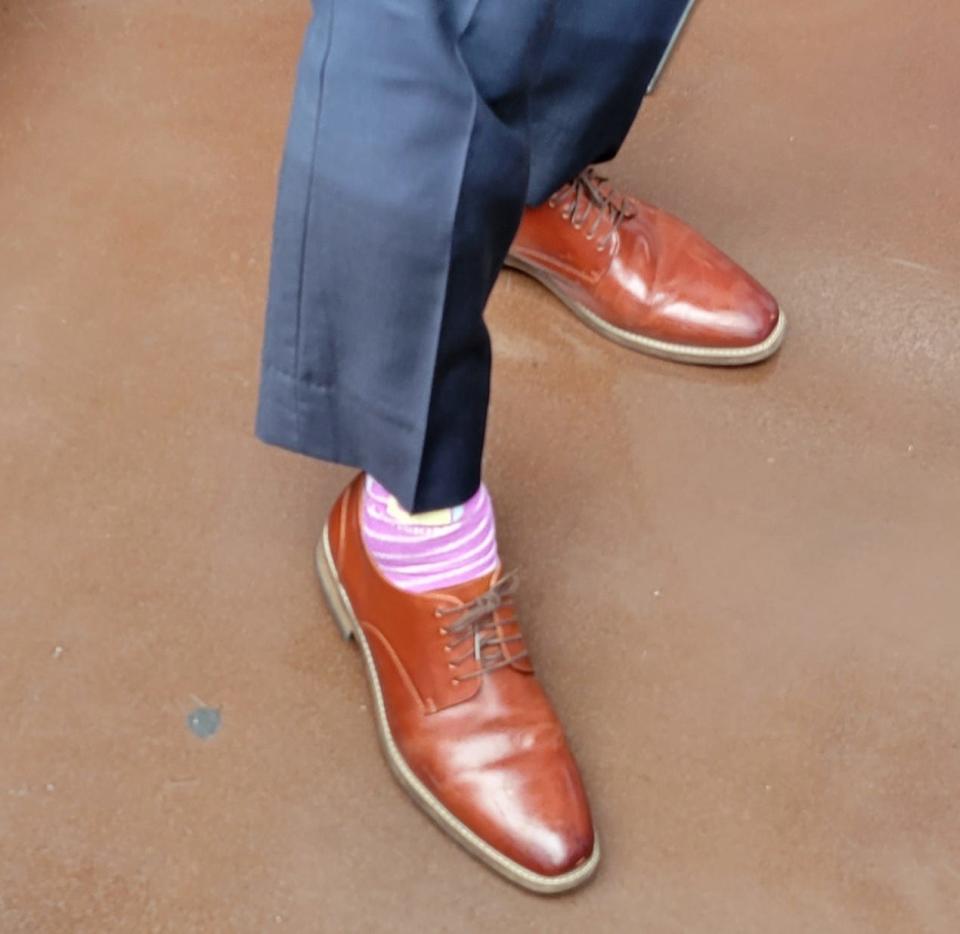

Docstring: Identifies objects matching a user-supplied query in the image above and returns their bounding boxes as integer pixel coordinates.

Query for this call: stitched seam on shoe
[511,247,605,285]
[360,621,429,713]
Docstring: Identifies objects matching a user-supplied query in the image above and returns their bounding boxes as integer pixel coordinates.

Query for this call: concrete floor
[2,1,959,931]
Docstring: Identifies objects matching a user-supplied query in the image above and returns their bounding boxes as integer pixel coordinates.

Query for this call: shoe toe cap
[648,213,783,349]
[682,280,781,348]
[444,736,597,879]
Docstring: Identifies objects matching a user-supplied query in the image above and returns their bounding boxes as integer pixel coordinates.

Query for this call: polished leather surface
[509,170,781,348]
[327,475,595,877]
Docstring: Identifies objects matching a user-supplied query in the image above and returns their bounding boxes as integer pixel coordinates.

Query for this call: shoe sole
[504,255,787,366]
[314,524,602,894]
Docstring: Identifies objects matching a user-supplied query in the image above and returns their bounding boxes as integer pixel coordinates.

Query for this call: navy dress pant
[256,0,691,511]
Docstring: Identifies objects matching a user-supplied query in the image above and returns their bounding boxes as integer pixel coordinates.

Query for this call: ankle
[361,477,499,594]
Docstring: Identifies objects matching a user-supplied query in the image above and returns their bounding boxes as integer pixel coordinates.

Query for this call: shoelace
[548,167,636,253]
[435,572,527,682]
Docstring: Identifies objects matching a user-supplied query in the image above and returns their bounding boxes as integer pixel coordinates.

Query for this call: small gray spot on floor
[187,706,221,740]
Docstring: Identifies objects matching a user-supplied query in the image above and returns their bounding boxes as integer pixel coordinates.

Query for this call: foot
[506,168,785,365]
[316,475,599,893]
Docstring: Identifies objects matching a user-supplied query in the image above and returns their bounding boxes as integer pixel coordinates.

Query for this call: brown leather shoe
[506,168,785,365]
[315,475,599,893]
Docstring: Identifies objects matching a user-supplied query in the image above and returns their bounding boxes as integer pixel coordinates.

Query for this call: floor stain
[186,707,221,740]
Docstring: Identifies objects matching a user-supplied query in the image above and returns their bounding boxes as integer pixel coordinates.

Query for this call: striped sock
[360,476,499,594]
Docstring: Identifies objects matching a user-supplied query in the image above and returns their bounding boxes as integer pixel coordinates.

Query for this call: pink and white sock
[360,476,499,594]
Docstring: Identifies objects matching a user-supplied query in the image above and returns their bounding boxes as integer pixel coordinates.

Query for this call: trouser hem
[256,365,476,512]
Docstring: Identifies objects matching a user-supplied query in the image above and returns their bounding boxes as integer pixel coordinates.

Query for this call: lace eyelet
[451,678,460,686]
[438,627,447,636]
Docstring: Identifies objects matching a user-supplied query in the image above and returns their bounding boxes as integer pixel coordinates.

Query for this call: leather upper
[509,171,780,348]
[327,476,595,876]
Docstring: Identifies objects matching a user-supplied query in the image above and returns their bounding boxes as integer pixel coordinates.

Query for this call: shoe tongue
[435,568,499,604]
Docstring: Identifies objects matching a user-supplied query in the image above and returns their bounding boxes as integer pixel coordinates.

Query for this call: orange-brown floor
[2,2,959,931]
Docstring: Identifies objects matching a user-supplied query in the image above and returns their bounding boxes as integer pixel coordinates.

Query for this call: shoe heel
[315,526,355,641]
